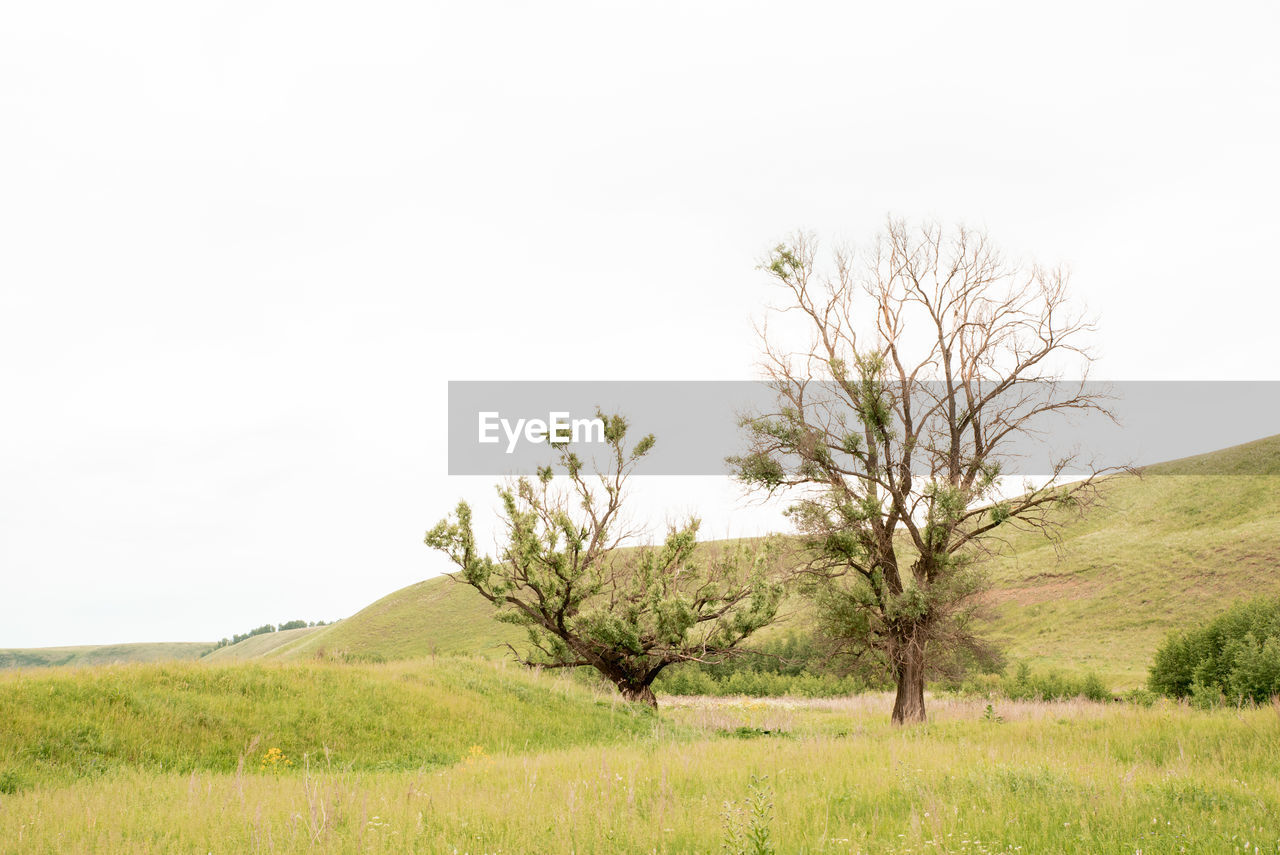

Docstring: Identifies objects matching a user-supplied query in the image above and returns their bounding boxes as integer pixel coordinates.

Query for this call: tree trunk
[617,681,659,709]
[891,641,927,725]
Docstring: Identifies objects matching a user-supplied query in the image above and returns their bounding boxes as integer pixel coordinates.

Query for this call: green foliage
[1148,596,1280,704]
[1189,677,1224,710]
[657,666,870,698]
[1122,687,1159,707]
[427,414,785,704]
[720,775,775,855]
[949,662,1113,702]
[654,630,884,698]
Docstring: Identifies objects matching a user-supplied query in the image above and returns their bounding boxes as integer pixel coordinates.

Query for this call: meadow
[1,658,1279,854]
[4,438,1279,852]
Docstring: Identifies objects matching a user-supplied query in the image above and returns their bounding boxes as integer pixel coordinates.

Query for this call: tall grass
[0,658,657,792]
[1,694,1276,853]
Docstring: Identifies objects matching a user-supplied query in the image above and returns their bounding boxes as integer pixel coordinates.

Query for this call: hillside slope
[982,433,1280,681]
[200,626,322,662]
[0,642,212,669]
[257,576,522,662]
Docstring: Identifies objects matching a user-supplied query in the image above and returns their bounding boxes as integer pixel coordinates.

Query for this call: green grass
[0,658,657,794]
[982,441,1280,684]
[0,642,213,669]
[1,690,1277,853]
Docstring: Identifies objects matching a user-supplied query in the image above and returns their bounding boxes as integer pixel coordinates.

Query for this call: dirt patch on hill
[986,574,1105,607]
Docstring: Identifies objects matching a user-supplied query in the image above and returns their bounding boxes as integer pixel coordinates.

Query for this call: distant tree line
[211,620,330,651]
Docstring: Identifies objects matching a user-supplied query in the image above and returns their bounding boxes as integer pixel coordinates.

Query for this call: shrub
[1149,597,1280,704]
[1122,688,1158,707]
[654,665,868,698]
[946,662,1112,702]
[1078,672,1112,703]
[1004,663,1111,702]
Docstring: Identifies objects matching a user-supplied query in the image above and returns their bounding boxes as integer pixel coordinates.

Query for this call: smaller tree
[425,412,783,707]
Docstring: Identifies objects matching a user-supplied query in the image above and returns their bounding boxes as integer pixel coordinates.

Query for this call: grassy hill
[0,642,212,669]
[205,434,1280,686]
[0,657,655,792]
[982,432,1280,682]
[221,576,526,663]
[200,625,322,662]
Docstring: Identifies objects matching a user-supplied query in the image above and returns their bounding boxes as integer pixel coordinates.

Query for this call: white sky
[2,1,1278,647]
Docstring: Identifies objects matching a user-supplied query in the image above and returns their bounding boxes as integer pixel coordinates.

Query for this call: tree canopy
[427,412,783,707]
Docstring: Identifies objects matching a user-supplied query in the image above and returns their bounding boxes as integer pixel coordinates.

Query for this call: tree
[732,220,1114,724]
[425,412,783,708]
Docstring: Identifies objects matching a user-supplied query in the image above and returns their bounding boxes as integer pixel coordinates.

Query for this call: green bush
[945,662,1112,702]
[651,629,883,698]
[1149,597,1280,704]
[1189,677,1223,710]
[1003,663,1112,702]
[655,665,868,698]
[1122,688,1158,707]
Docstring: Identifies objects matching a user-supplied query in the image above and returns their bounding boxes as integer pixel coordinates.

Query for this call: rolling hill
[0,657,655,791]
[199,625,323,662]
[0,642,213,669]
[204,578,523,664]
[982,432,1280,681]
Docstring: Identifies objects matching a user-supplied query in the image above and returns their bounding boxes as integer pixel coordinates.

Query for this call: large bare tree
[732,219,1114,724]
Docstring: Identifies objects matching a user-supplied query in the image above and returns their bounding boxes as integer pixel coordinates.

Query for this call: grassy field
[0,662,1276,854]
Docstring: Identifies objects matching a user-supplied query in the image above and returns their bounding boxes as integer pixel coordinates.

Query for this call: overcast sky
[2,1,1278,648]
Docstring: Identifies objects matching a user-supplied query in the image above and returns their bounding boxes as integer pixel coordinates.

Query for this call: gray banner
[447,381,1280,476]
